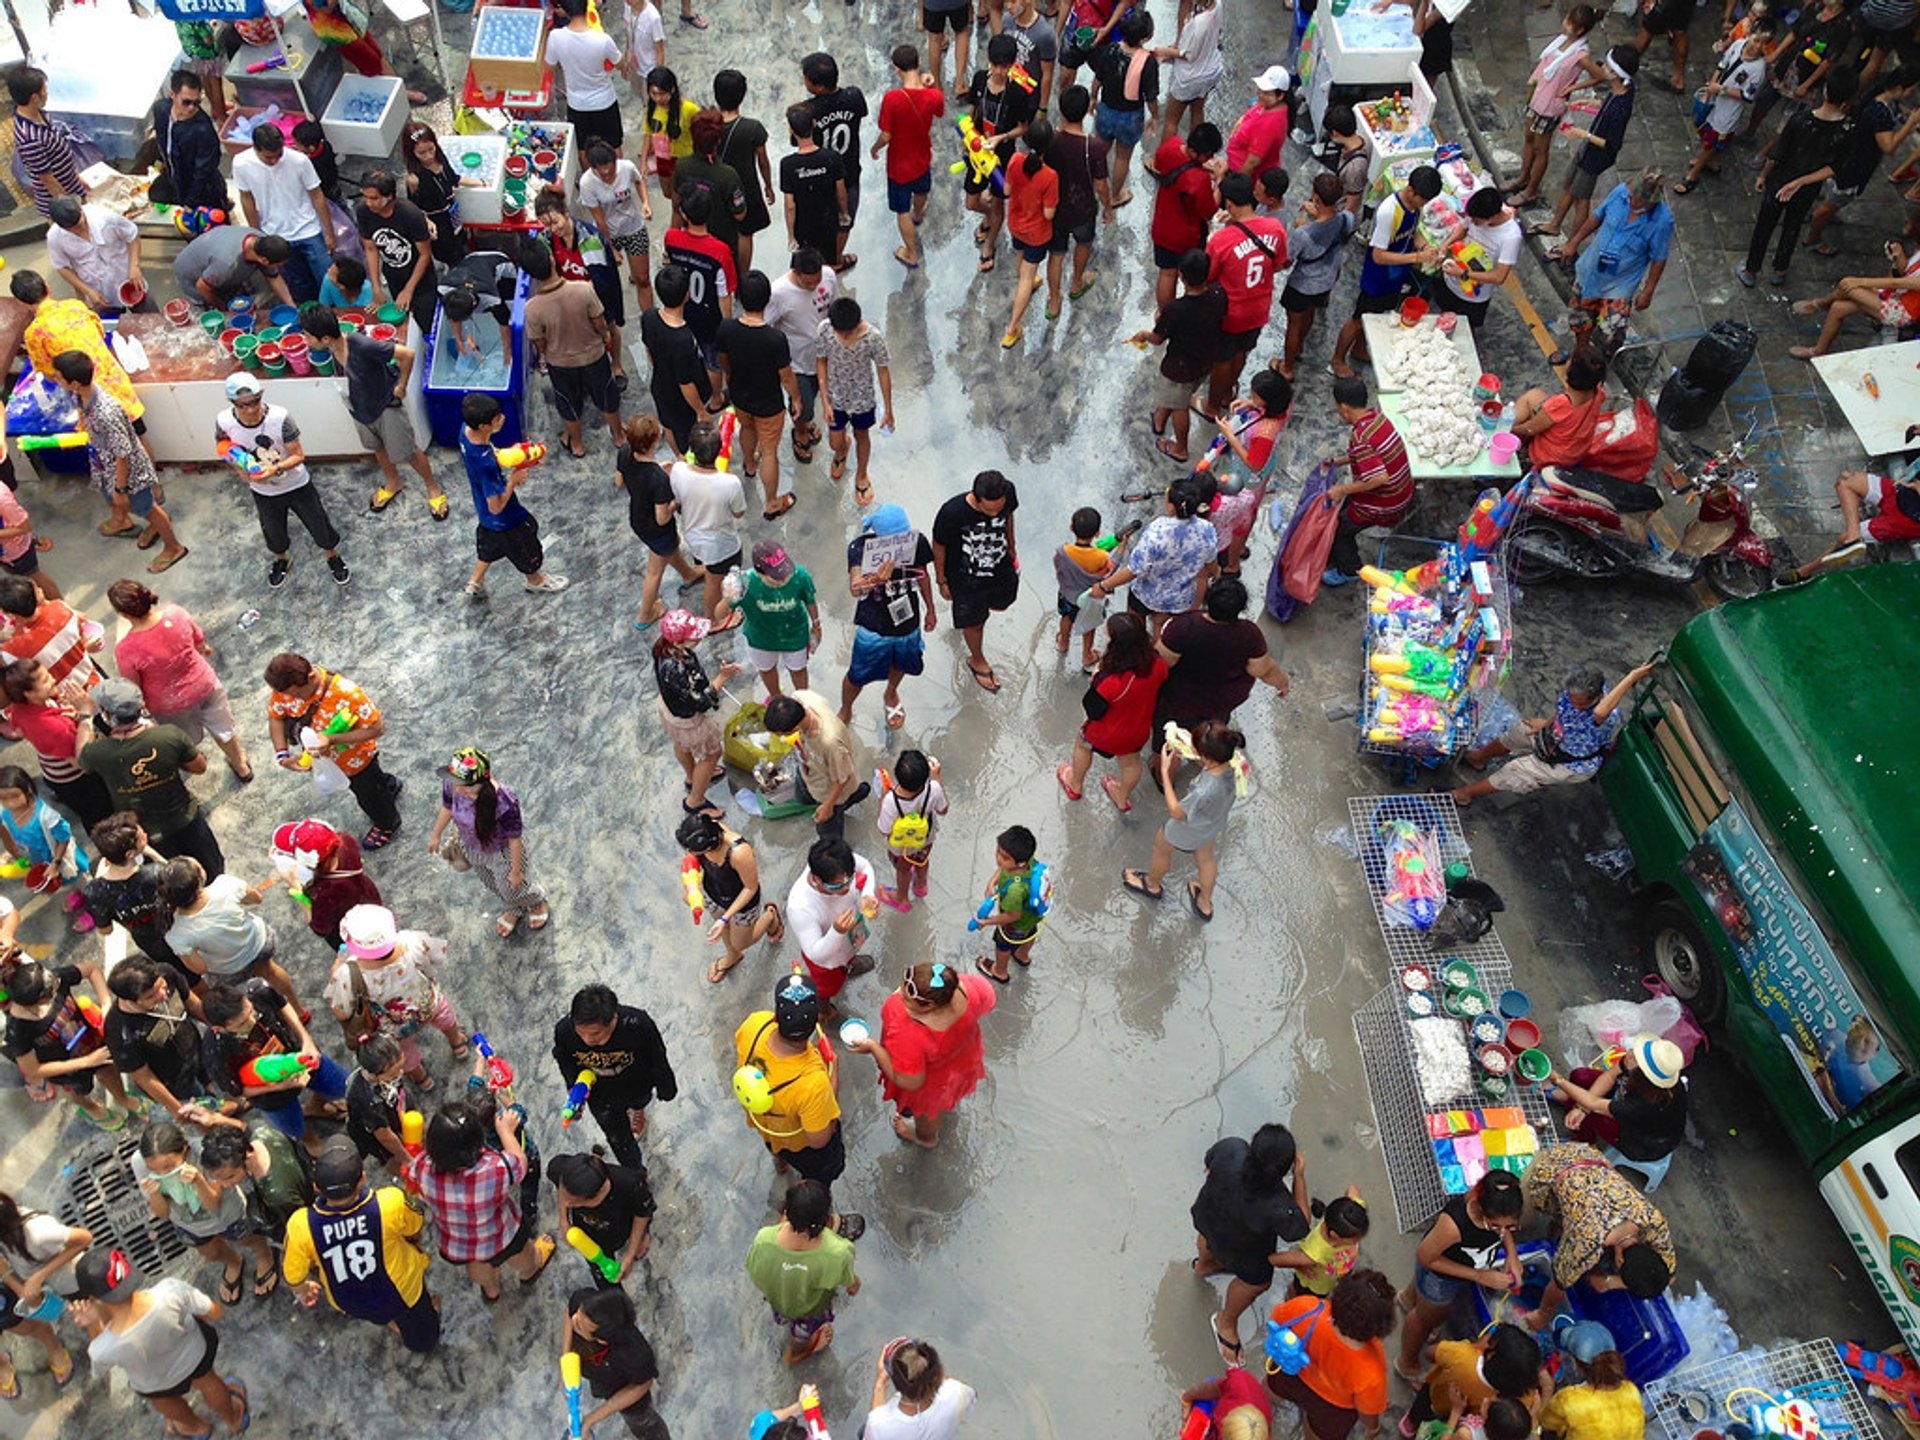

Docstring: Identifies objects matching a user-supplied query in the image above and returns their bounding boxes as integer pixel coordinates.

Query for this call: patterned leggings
[448,835,548,912]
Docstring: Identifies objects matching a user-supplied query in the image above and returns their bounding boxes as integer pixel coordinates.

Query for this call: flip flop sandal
[712,610,745,633]
[680,10,708,24]
[1070,275,1099,299]
[1056,762,1083,801]
[527,905,551,930]
[1122,868,1163,900]
[253,1266,280,1298]
[219,1267,244,1305]
[49,1350,74,1387]
[974,956,1011,985]
[524,1233,558,1282]
[876,885,911,913]
[1044,302,1062,321]
[792,443,815,464]
[495,911,522,938]
[885,702,907,729]
[449,1039,472,1060]
[1156,437,1189,463]
[967,662,1000,692]
[830,454,847,480]
[428,493,451,521]
[1812,242,1839,257]
[369,486,401,513]
[98,522,138,539]
[147,549,190,574]
[977,255,997,273]
[1100,774,1133,812]
[1671,180,1697,195]
[893,246,921,269]
[0,1367,18,1401]
[854,479,874,506]
[136,528,161,550]
[1188,880,1214,923]
[707,956,740,983]
[1209,1312,1243,1363]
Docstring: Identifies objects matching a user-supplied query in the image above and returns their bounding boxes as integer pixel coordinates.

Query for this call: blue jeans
[287,233,335,305]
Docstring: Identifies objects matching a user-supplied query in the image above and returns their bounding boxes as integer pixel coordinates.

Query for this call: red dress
[877,973,997,1119]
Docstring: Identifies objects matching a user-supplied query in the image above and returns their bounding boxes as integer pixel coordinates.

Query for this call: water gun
[1375,670,1456,700]
[217,438,271,479]
[401,1109,425,1158]
[1378,817,1444,929]
[296,710,355,769]
[1192,403,1262,478]
[1179,1401,1216,1440]
[171,206,227,237]
[799,1384,832,1440]
[1010,63,1037,91]
[496,441,547,469]
[1448,239,1491,297]
[950,115,1004,195]
[239,1051,319,1088]
[1358,561,1442,595]
[562,1352,584,1440]
[561,1069,594,1127]
[1094,520,1142,552]
[1370,640,1456,686]
[74,994,106,1033]
[246,52,288,72]
[1840,1342,1920,1420]
[17,432,86,451]
[965,895,995,932]
[715,408,737,472]
[1368,691,1449,743]
[472,1031,515,1101]
[0,857,28,879]
[566,1225,622,1283]
[679,855,705,926]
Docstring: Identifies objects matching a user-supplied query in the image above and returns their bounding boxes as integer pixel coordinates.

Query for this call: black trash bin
[1656,320,1757,430]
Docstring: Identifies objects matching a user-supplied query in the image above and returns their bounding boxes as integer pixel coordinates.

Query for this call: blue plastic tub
[1468,1238,1690,1384]
[422,273,529,450]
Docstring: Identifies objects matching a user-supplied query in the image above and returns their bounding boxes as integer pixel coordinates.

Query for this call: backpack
[1265,1300,1325,1377]
[1026,860,1054,919]
[887,789,933,852]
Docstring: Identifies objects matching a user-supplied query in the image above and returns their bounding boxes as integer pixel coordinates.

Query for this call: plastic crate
[62,1136,195,1279]
[322,74,408,159]
[1469,1238,1691,1384]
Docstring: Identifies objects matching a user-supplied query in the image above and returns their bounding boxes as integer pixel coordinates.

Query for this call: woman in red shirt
[1,658,111,829]
[845,959,997,1148]
[106,582,252,781]
[1003,120,1062,349]
[1512,345,1608,470]
[1057,612,1169,812]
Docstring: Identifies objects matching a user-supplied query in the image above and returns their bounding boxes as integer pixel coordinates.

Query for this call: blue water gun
[965,896,995,932]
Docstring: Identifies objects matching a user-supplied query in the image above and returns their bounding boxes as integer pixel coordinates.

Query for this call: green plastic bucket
[232,334,259,364]
[197,309,225,336]
[309,348,335,374]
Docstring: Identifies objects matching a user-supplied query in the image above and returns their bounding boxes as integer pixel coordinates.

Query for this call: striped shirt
[1345,409,1415,525]
[13,112,81,219]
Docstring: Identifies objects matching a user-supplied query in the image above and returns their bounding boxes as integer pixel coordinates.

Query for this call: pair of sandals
[370,487,451,520]
[1122,869,1214,922]
[495,904,551,938]
[218,1263,280,1305]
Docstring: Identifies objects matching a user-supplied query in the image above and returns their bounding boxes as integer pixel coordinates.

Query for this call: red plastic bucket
[1504,1017,1542,1056]
[1398,295,1429,327]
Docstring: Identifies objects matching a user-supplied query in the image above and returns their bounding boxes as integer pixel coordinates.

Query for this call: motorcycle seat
[1539,465,1665,514]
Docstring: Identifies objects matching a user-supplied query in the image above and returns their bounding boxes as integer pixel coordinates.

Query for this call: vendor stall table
[1809,340,1920,458]
[1362,315,1524,480]
[1643,1341,1876,1440]
[42,6,183,166]
[1379,397,1524,481]
[1364,312,1484,393]
[461,67,556,113]
[226,19,345,120]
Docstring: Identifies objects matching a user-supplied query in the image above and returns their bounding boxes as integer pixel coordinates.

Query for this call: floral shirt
[268,668,382,775]
[1128,515,1218,614]
[26,299,141,421]
[1523,1143,1675,1290]
[324,932,447,1035]
[1546,691,1621,778]
[815,321,890,413]
[82,389,157,499]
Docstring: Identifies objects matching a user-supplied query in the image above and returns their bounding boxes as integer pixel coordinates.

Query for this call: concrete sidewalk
[1443,0,1912,544]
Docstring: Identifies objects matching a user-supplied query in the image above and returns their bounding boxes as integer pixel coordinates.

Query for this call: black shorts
[923,3,971,30]
[1639,0,1697,35]
[548,354,619,420]
[768,1120,847,1188]
[476,515,545,574]
[951,581,1017,630]
[638,525,681,556]
[1351,287,1408,319]
[1268,1364,1361,1440]
[588,261,627,329]
[1154,243,1191,270]
[137,1319,219,1399]
[1060,33,1115,70]
[1218,326,1262,357]
[705,547,743,576]
[568,102,625,151]
[1281,283,1331,312]
[1048,216,1096,253]
[1,546,39,577]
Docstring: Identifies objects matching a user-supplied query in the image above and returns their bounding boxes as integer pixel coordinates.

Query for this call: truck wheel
[1642,898,1725,1022]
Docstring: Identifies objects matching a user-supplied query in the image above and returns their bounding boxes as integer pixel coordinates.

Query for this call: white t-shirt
[47,205,139,302]
[214,401,311,497]
[766,269,839,368]
[784,853,878,971]
[865,1380,979,1440]
[85,1278,215,1395]
[165,873,272,974]
[1169,5,1225,102]
[0,1211,84,1298]
[1444,213,1524,301]
[548,24,622,112]
[579,159,649,239]
[231,150,324,241]
[669,461,746,564]
[1706,54,1766,136]
[625,0,664,65]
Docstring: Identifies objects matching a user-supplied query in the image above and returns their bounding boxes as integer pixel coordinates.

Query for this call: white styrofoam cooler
[322,75,409,159]
[444,134,508,225]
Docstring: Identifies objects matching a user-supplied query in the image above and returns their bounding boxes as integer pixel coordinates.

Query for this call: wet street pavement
[0,1,1902,1437]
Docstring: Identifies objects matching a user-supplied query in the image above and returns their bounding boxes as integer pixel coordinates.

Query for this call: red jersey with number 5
[1206,216,1289,334]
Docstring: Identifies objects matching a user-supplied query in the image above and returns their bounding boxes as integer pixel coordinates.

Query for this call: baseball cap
[225,373,263,402]
[1253,64,1291,92]
[659,609,711,645]
[862,503,911,537]
[340,904,399,960]
[1557,1318,1618,1366]
[272,818,342,864]
[75,1247,141,1302]
[313,1134,366,1200]
[751,540,795,582]
[1630,1034,1685,1088]
[94,678,145,726]
[773,970,821,1041]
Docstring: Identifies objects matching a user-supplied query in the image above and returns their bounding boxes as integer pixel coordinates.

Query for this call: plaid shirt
[408,1148,525,1263]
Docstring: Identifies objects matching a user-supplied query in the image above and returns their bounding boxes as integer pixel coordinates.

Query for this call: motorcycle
[1507,431,1793,600]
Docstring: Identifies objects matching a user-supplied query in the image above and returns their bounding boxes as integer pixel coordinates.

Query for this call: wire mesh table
[1643,1341,1878,1440]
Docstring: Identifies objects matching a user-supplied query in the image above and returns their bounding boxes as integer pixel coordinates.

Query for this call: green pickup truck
[1599,564,1920,1349]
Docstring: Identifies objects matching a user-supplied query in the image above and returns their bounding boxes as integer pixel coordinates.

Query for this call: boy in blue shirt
[319,256,374,310]
[459,393,569,599]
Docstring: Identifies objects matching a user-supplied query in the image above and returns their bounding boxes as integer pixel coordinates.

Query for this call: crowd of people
[0,0,1884,1433]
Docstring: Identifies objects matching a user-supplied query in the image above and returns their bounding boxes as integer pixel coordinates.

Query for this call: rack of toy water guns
[1355,482,1524,783]
[1643,1340,1878,1440]
[1346,792,1553,1233]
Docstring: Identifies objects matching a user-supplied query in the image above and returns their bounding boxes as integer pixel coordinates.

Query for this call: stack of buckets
[214,296,334,377]
[1400,956,1549,1100]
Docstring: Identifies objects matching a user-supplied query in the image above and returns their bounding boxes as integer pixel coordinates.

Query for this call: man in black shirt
[966,35,1037,269]
[1739,68,1856,287]
[549,1151,656,1288]
[551,984,678,1170]
[1128,249,1227,463]
[354,169,439,337]
[716,270,803,520]
[932,470,1021,693]
[803,52,869,223]
[639,264,714,453]
[564,1287,665,1436]
[106,957,238,1127]
[781,104,849,268]
[1046,85,1113,300]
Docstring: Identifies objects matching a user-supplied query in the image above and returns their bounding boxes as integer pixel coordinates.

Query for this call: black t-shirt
[808,86,869,180]
[1157,612,1270,720]
[1609,1080,1689,1162]
[1772,108,1849,187]
[673,157,748,246]
[105,997,206,1097]
[1187,1136,1308,1272]
[640,310,711,440]
[1419,13,1455,79]
[969,72,1037,160]
[345,1069,403,1158]
[1577,89,1634,176]
[557,1160,656,1251]
[933,488,1021,596]
[715,318,792,417]
[779,150,845,244]
[1047,131,1111,229]
[550,1008,678,1107]
[718,115,773,232]
[1834,98,1897,188]
[211,978,301,1108]
[848,531,935,636]
[1435,1192,1508,1270]
[618,451,676,541]
[567,1287,660,1399]
[1781,9,1853,86]
[83,865,176,960]
[354,200,436,299]
[2,966,97,1076]
[1156,285,1229,383]
[1093,46,1159,112]
[440,250,518,326]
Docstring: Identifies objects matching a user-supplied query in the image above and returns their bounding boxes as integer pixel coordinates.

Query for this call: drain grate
[61,1137,195,1278]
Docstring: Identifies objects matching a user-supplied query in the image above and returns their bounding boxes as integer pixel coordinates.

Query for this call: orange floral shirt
[24,299,143,421]
[268,668,381,775]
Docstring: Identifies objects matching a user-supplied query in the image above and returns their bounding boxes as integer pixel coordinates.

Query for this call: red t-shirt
[1149,135,1218,254]
[1081,656,1168,755]
[878,85,947,184]
[1212,1367,1275,1428]
[6,698,85,782]
[1006,160,1060,247]
[1227,100,1290,174]
[1206,215,1289,333]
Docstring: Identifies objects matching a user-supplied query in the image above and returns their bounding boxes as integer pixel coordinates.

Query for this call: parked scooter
[1507,433,1793,600]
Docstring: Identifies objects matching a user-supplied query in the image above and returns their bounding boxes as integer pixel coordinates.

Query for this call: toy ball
[732,1064,773,1114]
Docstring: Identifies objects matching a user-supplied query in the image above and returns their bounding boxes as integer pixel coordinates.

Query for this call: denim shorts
[1095,103,1147,149]
[1412,1261,1466,1305]
[848,627,925,685]
[887,172,932,213]
[254,1051,350,1141]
